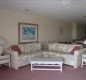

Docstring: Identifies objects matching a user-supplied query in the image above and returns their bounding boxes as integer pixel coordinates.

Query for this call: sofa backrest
[48,43,57,51]
[18,43,42,53]
[48,43,82,53]
[25,43,41,52]
[18,44,25,53]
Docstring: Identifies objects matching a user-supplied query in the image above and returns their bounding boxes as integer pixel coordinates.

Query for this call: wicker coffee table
[30,57,63,72]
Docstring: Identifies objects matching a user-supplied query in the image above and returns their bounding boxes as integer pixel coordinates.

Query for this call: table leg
[31,63,33,71]
[81,60,83,67]
[60,63,62,72]
[9,62,11,68]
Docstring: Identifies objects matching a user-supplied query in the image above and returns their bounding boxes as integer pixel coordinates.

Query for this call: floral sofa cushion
[42,50,74,66]
[33,43,41,50]
[18,54,29,60]
[24,50,43,60]
[66,44,77,52]
[26,43,41,52]
[43,51,59,58]
[18,44,25,53]
[48,43,69,52]
[56,43,68,52]
[48,43,57,50]
[18,43,42,53]
[48,43,82,53]
[60,53,74,66]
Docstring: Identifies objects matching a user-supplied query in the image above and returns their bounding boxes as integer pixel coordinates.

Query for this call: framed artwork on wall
[59,26,63,35]
[18,22,38,43]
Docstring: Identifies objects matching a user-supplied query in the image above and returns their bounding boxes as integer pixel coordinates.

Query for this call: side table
[0,54,10,67]
[81,52,86,67]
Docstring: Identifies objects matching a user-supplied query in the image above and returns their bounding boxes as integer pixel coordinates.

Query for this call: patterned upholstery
[48,43,57,50]
[47,43,82,67]
[18,44,25,53]
[6,42,85,69]
[48,43,82,53]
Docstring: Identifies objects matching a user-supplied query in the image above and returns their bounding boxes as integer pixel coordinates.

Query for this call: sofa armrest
[5,49,19,69]
[74,48,86,68]
[6,49,18,56]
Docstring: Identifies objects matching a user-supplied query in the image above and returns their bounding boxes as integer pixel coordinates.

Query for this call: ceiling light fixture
[25,9,30,12]
[61,0,72,8]
[62,0,72,6]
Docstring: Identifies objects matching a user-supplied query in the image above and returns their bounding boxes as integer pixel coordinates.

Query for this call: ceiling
[0,0,86,24]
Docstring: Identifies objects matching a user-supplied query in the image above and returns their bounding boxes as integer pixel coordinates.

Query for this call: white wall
[72,23,86,40]
[76,23,86,39]
[72,23,77,39]
[0,9,72,45]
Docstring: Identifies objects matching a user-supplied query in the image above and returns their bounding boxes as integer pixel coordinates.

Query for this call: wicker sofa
[5,43,86,69]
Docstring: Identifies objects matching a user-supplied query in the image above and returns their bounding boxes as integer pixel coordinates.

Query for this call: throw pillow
[0,46,3,55]
[11,45,22,54]
[70,46,81,54]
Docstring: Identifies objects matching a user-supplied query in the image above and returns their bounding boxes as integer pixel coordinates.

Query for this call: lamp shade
[83,40,86,44]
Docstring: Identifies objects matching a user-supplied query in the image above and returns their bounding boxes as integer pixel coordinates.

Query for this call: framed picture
[59,26,63,35]
[18,22,38,43]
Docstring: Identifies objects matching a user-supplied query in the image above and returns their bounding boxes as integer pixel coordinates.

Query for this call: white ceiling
[0,0,86,23]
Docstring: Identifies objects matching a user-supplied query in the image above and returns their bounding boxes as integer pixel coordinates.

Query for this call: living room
[0,0,86,80]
